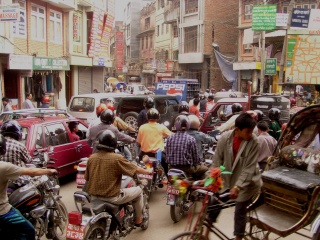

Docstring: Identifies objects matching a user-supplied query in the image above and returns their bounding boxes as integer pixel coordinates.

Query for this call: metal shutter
[78,66,92,94]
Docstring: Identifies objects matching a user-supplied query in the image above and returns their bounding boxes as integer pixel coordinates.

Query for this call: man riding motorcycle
[85,130,152,226]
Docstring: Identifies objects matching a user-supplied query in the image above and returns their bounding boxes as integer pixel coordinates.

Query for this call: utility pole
[278,0,295,84]
[259,0,266,94]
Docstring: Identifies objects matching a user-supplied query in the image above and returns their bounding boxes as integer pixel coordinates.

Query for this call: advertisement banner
[252,4,277,31]
[0,4,19,22]
[155,80,187,102]
[88,7,104,58]
[285,30,320,84]
[265,58,277,75]
[115,31,124,70]
[291,8,311,28]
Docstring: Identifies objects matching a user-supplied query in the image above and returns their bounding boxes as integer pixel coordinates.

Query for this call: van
[67,93,131,121]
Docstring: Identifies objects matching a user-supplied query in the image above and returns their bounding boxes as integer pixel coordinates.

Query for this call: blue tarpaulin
[214,49,237,90]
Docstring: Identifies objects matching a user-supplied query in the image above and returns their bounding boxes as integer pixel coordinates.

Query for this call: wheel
[170,231,207,240]
[141,204,149,230]
[122,112,139,130]
[312,225,320,240]
[84,221,106,240]
[49,200,68,240]
[170,195,184,223]
[244,222,270,240]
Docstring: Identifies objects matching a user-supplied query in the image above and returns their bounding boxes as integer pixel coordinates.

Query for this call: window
[295,5,302,8]
[157,25,160,36]
[185,0,198,14]
[150,34,153,48]
[282,6,288,13]
[31,4,46,41]
[244,4,252,20]
[173,25,178,38]
[45,123,70,146]
[244,43,252,54]
[126,24,130,38]
[161,24,164,35]
[303,4,309,9]
[50,10,62,44]
[310,4,317,9]
[184,26,197,53]
[141,37,144,49]
[145,17,150,30]
[166,24,169,34]
[146,35,148,49]
[73,12,82,43]
[158,0,164,9]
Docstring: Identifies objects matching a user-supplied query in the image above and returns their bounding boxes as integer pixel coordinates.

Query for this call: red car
[1,110,92,177]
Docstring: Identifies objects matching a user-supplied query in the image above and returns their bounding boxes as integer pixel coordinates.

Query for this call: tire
[170,195,184,223]
[244,221,270,240]
[170,231,207,240]
[50,200,68,240]
[84,221,106,240]
[141,204,150,230]
[122,112,139,130]
[312,225,320,240]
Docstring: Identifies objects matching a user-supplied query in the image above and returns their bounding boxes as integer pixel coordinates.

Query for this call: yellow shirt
[137,122,172,152]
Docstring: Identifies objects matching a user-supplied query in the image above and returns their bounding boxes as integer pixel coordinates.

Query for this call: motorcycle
[66,175,149,240]
[6,174,68,240]
[138,155,165,199]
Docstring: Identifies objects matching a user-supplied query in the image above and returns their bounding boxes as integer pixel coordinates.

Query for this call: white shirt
[22,99,34,109]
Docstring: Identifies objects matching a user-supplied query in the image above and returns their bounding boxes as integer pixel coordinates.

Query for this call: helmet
[188,115,200,129]
[42,96,50,103]
[96,103,107,117]
[146,108,160,120]
[143,97,154,109]
[178,101,189,113]
[175,115,190,131]
[231,103,243,114]
[100,109,115,124]
[96,130,117,151]
[0,120,22,141]
[106,97,115,105]
[106,103,115,111]
[254,110,264,122]
[268,108,281,120]
[0,134,6,155]
[246,110,258,121]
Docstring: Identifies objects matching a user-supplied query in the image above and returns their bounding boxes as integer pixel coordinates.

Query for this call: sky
[115,0,126,20]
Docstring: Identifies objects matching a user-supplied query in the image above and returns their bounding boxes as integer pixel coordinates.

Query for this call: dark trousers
[139,151,168,176]
[234,198,252,237]
[0,207,35,240]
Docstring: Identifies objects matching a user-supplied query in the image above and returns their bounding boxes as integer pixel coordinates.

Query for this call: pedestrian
[93,89,99,93]
[256,121,277,171]
[189,93,200,110]
[205,95,215,117]
[199,93,207,113]
[34,79,45,108]
[1,97,12,112]
[189,98,202,120]
[212,112,261,240]
[268,108,281,141]
[22,93,35,109]
[137,96,154,128]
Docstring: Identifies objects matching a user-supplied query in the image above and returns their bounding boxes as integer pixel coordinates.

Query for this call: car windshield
[138,85,146,91]
[69,97,95,112]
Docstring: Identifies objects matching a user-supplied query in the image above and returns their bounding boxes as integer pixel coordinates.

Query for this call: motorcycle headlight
[163,121,170,127]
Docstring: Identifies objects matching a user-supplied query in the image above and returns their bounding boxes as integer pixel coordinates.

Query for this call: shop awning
[265,30,286,38]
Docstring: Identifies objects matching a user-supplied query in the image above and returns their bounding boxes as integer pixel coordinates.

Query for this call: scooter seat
[83,199,120,215]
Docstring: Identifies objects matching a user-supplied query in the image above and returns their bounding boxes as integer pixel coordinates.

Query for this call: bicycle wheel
[170,231,208,240]
[244,222,270,240]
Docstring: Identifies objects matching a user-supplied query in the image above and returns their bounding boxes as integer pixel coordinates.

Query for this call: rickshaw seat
[262,166,320,191]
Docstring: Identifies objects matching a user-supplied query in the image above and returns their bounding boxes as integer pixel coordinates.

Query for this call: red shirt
[233,136,242,160]
[189,105,200,117]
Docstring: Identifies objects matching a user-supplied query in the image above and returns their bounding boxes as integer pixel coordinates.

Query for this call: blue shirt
[166,132,200,166]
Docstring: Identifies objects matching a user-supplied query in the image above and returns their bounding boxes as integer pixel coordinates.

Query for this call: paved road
[59,175,313,240]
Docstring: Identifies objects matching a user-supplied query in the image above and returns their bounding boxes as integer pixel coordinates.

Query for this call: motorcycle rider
[178,101,190,115]
[166,115,208,179]
[137,96,154,128]
[217,103,243,133]
[137,108,172,174]
[0,120,32,167]
[268,108,281,140]
[0,134,57,240]
[187,115,216,162]
[85,130,152,227]
[87,109,135,153]
[254,109,264,122]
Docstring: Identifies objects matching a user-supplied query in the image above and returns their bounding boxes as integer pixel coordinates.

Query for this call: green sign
[33,57,70,70]
[252,5,277,31]
[265,58,277,75]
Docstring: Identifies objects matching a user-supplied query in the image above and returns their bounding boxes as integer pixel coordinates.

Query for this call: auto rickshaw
[246,104,320,239]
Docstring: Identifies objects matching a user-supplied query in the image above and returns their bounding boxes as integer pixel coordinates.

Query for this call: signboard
[8,54,33,70]
[265,58,277,75]
[285,30,320,84]
[276,13,288,27]
[115,31,124,70]
[291,8,311,28]
[33,57,70,70]
[0,4,19,22]
[155,80,188,102]
[252,4,277,31]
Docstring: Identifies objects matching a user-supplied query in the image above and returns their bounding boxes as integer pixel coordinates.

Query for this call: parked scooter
[66,175,149,240]
[5,174,67,240]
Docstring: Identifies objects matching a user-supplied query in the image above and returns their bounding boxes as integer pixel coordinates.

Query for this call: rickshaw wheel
[244,222,270,240]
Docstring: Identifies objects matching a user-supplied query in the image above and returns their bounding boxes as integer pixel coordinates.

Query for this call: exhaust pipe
[182,202,194,212]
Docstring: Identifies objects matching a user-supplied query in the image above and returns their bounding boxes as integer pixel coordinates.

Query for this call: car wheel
[123,112,139,130]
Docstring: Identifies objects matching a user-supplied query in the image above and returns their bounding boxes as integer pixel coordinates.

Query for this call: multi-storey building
[163,0,238,91]
[0,0,115,109]
[137,2,156,86]
[234,0,319,93]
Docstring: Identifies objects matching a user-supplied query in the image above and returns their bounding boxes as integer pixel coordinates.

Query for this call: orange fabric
[137,122,172,152]
[189,105,200,117]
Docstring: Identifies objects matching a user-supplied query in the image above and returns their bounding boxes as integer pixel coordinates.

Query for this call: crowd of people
[0,86,303,240]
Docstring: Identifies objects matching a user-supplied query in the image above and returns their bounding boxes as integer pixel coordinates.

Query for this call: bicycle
[170,187,235,240]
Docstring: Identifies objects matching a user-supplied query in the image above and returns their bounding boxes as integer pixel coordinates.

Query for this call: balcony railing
[41,0,77,9]
[164,7,180,24]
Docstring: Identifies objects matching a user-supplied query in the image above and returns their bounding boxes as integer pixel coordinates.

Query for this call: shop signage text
[33,57,70,70]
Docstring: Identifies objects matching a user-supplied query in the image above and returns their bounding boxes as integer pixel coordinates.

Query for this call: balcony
[78,0,93,7]
[41,0,77,10]
[164,6,180,24]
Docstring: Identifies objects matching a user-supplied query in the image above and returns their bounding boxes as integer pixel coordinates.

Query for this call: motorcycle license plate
[138,173,153,179]
[166,185,179,195]
[167,194,176,205]
[66,224,85,240]
[76,174,86,185]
